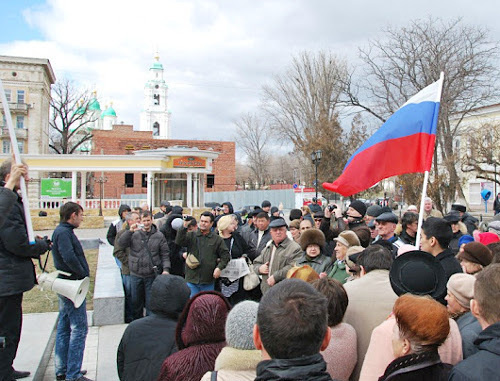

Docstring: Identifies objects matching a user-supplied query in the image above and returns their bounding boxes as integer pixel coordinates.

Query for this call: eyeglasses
[314,218,322,222]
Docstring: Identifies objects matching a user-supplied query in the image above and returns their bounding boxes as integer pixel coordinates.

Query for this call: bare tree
[262,51,365,191]
[49,78,98,154]
[342,17,500,211]
[234,113,271,188]
[462,121,500,187]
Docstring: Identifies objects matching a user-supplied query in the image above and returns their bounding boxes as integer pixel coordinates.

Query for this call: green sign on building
[41,178,72,198]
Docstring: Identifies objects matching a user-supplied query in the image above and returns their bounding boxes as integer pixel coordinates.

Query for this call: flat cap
[375,212,398,224]
[269,218,287,228]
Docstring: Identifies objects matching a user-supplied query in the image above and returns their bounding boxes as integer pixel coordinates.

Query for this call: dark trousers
[0,293,23,381]
[130,275,155,321]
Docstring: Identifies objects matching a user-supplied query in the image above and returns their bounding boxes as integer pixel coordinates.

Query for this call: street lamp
[94,174,108,217]
[311,150,322,200]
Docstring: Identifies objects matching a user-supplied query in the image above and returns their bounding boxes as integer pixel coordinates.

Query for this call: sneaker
[74,377,93,381]
[56,370,87,381]
[12,370,31,379]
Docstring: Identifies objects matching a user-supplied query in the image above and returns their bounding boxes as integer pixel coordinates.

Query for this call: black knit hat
[349,200,367,217]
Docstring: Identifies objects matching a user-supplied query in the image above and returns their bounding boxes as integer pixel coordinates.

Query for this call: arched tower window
[153,122,160,136]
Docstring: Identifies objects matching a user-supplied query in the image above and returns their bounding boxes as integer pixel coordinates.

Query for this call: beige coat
[359,315,463,381]
[200,347,261,381]
[342,270,398,381]
[253,237,303,294]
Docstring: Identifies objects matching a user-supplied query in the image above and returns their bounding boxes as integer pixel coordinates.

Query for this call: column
[151,173,156,209]
[147,171,152,209]
[193,173,198,208]
[199,174,205,208]
[186,172,192,208]
[80,171,87,208]
[71,171,77,202]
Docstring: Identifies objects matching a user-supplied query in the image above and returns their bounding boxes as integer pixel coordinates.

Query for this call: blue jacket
[52,222,89,280]
[449,322,500,381]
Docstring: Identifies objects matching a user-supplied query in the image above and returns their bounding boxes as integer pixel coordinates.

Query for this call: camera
[137,223,145,229]
[328,204,337,211]
[182,215,191,220]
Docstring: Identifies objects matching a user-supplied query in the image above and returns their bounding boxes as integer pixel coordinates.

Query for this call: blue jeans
[55,295,88,381]
[130,275,155,320]
[121,274,133,323]
[186,282,215,298]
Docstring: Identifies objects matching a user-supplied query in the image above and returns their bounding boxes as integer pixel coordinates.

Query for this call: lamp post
[311,150,322,200]
[94,174,108,217]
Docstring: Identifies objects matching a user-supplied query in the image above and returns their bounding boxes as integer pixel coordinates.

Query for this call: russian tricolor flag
[323,76,443,197]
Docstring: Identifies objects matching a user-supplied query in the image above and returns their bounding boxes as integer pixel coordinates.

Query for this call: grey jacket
[118,224,170,277]
[253,237,303,294]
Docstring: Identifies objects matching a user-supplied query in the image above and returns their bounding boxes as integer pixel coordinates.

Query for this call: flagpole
[0,78,35,244]
[414,71,444,248]
[415,170,429,248]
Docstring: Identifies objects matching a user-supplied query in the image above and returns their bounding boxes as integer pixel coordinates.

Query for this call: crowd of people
[110,197,500,381]
[1,158,500,381]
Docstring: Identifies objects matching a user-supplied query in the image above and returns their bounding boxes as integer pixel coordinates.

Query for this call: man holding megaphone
[0,159,52,381]
[51,202,92,381]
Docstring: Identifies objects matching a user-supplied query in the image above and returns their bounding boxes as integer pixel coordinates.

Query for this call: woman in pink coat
[312,277,357,381]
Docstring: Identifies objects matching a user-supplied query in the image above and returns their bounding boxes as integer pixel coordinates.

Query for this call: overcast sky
[2,0,499,155]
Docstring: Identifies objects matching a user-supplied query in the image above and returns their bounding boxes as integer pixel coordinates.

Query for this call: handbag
[186,253,200,269]
[186,237,201,269]
[243,256,260,291]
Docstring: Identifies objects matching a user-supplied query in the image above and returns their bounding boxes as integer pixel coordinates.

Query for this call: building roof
[101,105,117,118]
[0,55,56,84]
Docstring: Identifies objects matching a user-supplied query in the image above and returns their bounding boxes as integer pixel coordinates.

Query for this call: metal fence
[204,189,296,210]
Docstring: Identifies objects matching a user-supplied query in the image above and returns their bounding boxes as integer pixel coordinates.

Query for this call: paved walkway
[14,310,127,381]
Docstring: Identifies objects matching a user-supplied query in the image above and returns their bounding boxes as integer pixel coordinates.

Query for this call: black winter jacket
[255,353,335,381]
[117,275,190,381]
[118,224,170,277]
[52,222,89,280]
[0,186,16,228]
[0,192,50,296]
[449,322,500,381]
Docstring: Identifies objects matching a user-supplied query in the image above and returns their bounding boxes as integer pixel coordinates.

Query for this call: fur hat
[261,200,271,208]
[289,219,301,230]
[225,301,259,350]
[349,200,367,217]
[451,204,467,213]
[299,228,326,251]
[334,230,360,248]
[286,265,320,283]
[457,242,493,267]
[447,273,476,309]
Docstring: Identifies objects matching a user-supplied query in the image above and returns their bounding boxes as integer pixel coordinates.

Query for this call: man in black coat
[0,160,50,381]
[449,264,500,380]
[420,217,462,304]
[254,279,333,381]
[117,274,191,381]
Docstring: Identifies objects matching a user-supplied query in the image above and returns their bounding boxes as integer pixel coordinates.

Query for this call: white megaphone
[37,271,90,308]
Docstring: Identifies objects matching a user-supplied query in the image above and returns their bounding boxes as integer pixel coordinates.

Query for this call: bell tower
[139,52,170,138]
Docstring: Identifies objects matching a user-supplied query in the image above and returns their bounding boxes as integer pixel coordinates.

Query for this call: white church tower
[139,52,170,138]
